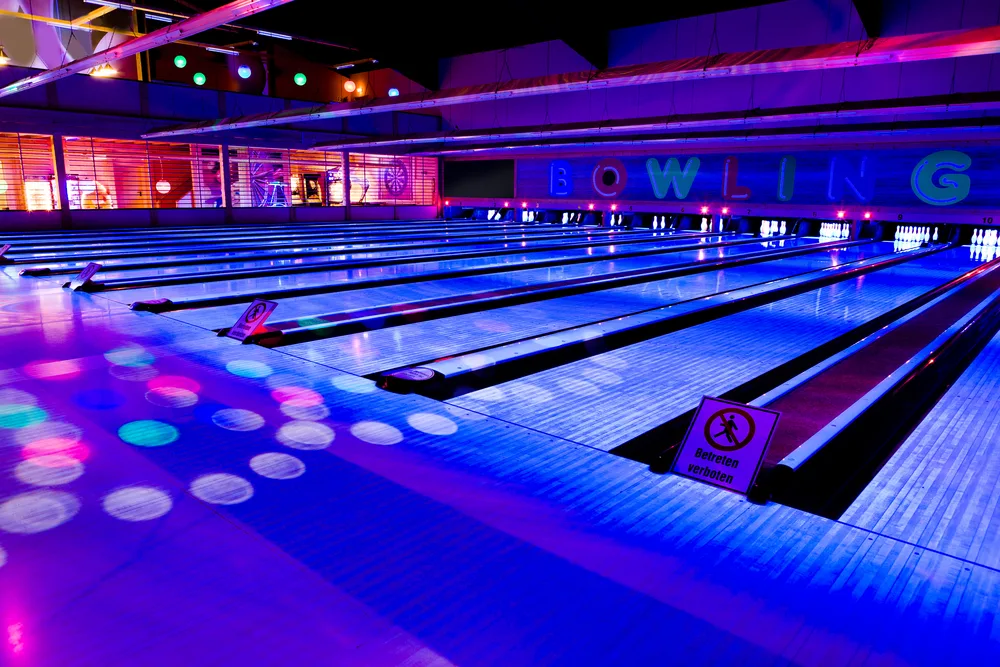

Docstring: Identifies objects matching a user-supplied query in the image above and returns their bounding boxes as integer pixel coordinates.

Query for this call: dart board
[382,159,409,198]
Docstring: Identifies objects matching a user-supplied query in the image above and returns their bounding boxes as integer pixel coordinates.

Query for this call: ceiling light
[89,63,116,77]
[387,87,399,97]
[173,54,187,68]
[343,80,356,93]
[193,72,206,85]
[238,65,252,79]
[257,30,292,40]
[83,0,133,9]
[206,46,239,56]
[294,72,307,86]
[335,63,355,70]
[145,14,173,23]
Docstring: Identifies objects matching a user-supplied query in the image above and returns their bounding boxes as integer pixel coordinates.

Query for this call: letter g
[911,150,972,206]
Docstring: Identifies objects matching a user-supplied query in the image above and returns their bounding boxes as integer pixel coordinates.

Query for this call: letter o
[592,158,628,198]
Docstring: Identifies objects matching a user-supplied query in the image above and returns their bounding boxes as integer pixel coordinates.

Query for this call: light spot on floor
[590,354,628,370]
[472,386,505,402]
[407,413,458,436]
[15,457,84,486]
[351,420,403,445]
[24,359,82,381]
[557,378,600,396]
[109,364,159,382]
[277,421,335,450]
[0,490,79,534]
[14,421,81,447]
[146,387,198,409]
[510,382,554,404]
[118,420,179,447]
[280,402,330,421]
[105,344,156,367]
[212,408,265,432]
[103,486,173,522]
[250,453,306,480]
[190,474,254,505]
[331,375,377,394]
[582,367,623,386]
[225,360,273,379]
[0,404,47,429]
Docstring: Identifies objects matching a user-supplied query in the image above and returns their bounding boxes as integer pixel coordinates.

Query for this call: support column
[342,151,351,221]
[51,135,72,229]
[220,142,233,225]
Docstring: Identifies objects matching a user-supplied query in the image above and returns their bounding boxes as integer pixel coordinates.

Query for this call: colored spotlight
[294,72,307,86]
[610,204,617,211]
[388,87,399,97]
[864,211,872,219]
[700,206,709,214]
[343,80,356,93]
[588,203,594,210]
[174,54,187,69]
[836,210,846,219]
[193,72,206,86]
[238,64,252,79]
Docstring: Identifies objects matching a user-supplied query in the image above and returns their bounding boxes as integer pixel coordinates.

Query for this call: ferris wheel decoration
[382,159,409,197]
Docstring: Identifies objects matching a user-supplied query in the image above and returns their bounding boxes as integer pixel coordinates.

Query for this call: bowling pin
[933,227,939,242]
[779,220,787,235]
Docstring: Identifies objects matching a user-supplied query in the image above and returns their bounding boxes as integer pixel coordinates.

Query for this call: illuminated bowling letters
[646,157,700,199]
[592,158,628,197]
[910,150,972,206]
[721,156,752,200]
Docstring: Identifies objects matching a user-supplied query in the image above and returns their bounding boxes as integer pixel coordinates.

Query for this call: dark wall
[444,160,515,198]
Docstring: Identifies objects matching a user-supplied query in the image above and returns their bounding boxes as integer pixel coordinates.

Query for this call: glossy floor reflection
[0,250,997,667]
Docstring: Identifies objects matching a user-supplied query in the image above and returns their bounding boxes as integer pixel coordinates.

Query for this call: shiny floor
[0,223,997,666]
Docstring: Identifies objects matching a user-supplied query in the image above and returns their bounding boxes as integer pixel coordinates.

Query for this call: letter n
[828,156,876,202]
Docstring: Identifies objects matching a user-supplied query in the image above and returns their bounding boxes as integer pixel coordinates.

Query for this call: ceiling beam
[852,0,882,38]
[143,24,1000,139]
[0,0,296,99]
[560,31,610,70]
[311,90,1000,153]
[385,56,440,92]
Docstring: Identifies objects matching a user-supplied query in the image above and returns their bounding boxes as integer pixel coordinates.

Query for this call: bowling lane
[839,327,1000,569]
[110,236,792,322]
[283,242,887,376]
[154,240,814,329]
[7,223,617,263]
[448,246,978,451]
[78,230,691,281]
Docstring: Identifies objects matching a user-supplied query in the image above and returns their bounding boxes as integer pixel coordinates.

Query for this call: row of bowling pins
[520,210,537,222]
[970,228,996,246]
[820,222,850,239]
[561,212,584,224]
[608,214,627,226]
[761,220,787,237]
[895,225,936,244]
[970,243,997,262]
[652,215,671,230]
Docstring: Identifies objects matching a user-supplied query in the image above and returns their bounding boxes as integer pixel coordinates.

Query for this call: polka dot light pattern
[226,360,272,378]
[0,490,80,534]
[146,387,198,408]
[15,457,84,486]
[119,420,179,447]
[406,413,458,436]
[212,408,265,432]
[103,487,173,522]
[277,421,335,450]
[350,421,403,445]
[250,453,306,480]
[190,474,254,505]
[0,404,47,429]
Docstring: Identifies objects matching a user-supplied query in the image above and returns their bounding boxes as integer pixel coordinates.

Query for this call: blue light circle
[388,87,399,97]
[237,65,252,79]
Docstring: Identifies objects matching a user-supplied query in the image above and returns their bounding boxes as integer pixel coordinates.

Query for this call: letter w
[647,157,700,200]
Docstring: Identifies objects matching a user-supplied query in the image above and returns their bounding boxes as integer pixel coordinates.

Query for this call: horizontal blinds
[62,138,222,210]
[0,133,59,212]
[228,146,344,207]
[348,154,438,206]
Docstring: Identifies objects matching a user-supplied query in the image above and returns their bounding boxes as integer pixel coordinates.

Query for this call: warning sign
[226,299,278,341]
[672,396,780,494]
[64,262,102,291]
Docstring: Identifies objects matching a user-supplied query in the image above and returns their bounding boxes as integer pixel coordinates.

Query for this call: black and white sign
[64,262,102,291]
[226,299,278,341]
[672,396,780,494]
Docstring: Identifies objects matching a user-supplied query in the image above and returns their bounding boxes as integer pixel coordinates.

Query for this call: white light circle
[279,402,330,421]
[212,408,265,432]
[146,387,198,408]
[590,354,628,370]
[582,367,623,386]
[190,474,254,505]
[103,486,173,522]
[472,386,505,402]
[558,378,600,396]
[155,180,171,195]
[0,490,80,534]
[511,382,554,404]
[250,453,305,480]
[225,359,273,378]
[351,420,403,445]
[0,389,37,407]
[276,421,334,450]
[406,413,458,436]
[109,364,159,382]
[0,544,6,568]
[331,375,377,394]
[14,421,82,446]
[15,457,84,486]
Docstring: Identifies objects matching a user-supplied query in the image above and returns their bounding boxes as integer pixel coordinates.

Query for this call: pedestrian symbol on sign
[705,407,756,452]
[226,299,279,342]
[245,302,268,324]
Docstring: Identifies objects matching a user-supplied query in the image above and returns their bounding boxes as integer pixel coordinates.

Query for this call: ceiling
[144,0,785,89]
